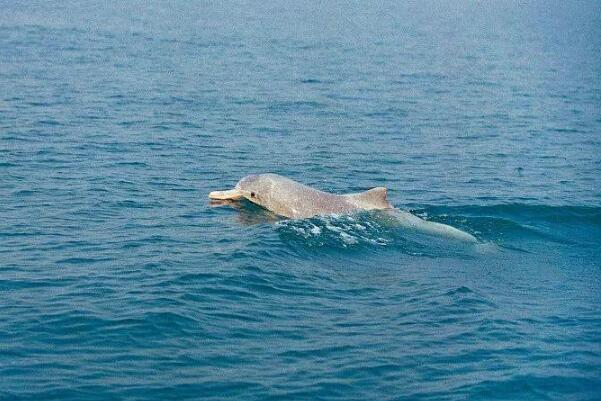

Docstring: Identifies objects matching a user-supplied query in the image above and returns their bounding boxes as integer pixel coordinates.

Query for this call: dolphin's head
[209,174,276,209]
[209,173,304,218]
[235,174,275,208]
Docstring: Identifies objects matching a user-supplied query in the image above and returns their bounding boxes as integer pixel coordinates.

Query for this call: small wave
[418,204,601,248]
[273,204,598,255]
[277,213,391,249]
[275,211,478,257]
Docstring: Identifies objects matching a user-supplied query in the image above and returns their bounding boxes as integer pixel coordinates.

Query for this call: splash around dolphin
[209,173,477,243]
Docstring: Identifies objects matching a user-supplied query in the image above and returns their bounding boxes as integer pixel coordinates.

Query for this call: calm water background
[1,1,601,400]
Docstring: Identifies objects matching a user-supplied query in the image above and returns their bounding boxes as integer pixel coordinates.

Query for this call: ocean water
[1,1,601,400]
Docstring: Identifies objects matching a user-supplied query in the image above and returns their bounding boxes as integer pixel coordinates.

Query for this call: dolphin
[209,173,477,242]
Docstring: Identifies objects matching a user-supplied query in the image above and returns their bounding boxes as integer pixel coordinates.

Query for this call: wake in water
[215,196,478,243]
[275,210,484,257]
[219,199,599,256]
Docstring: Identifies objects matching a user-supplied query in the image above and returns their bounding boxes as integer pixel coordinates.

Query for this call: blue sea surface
[1,1,601,400]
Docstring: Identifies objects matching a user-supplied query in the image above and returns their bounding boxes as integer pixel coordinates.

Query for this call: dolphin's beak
[208,189,244,200]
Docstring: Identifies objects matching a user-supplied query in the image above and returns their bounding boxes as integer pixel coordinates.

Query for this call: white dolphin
[209,173,477,242]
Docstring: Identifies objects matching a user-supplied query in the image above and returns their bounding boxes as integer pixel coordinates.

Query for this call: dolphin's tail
[384,209,478,243]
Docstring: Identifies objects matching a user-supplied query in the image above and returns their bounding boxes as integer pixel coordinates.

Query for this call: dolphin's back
[263,174,390,219]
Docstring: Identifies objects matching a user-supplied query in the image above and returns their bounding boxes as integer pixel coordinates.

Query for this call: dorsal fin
[344,187,392,210]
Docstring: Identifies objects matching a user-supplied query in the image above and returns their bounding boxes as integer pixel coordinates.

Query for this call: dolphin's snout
[208,189,244,200]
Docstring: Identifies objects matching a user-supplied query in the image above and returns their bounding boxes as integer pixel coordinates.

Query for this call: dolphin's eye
[250,192,256,197]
